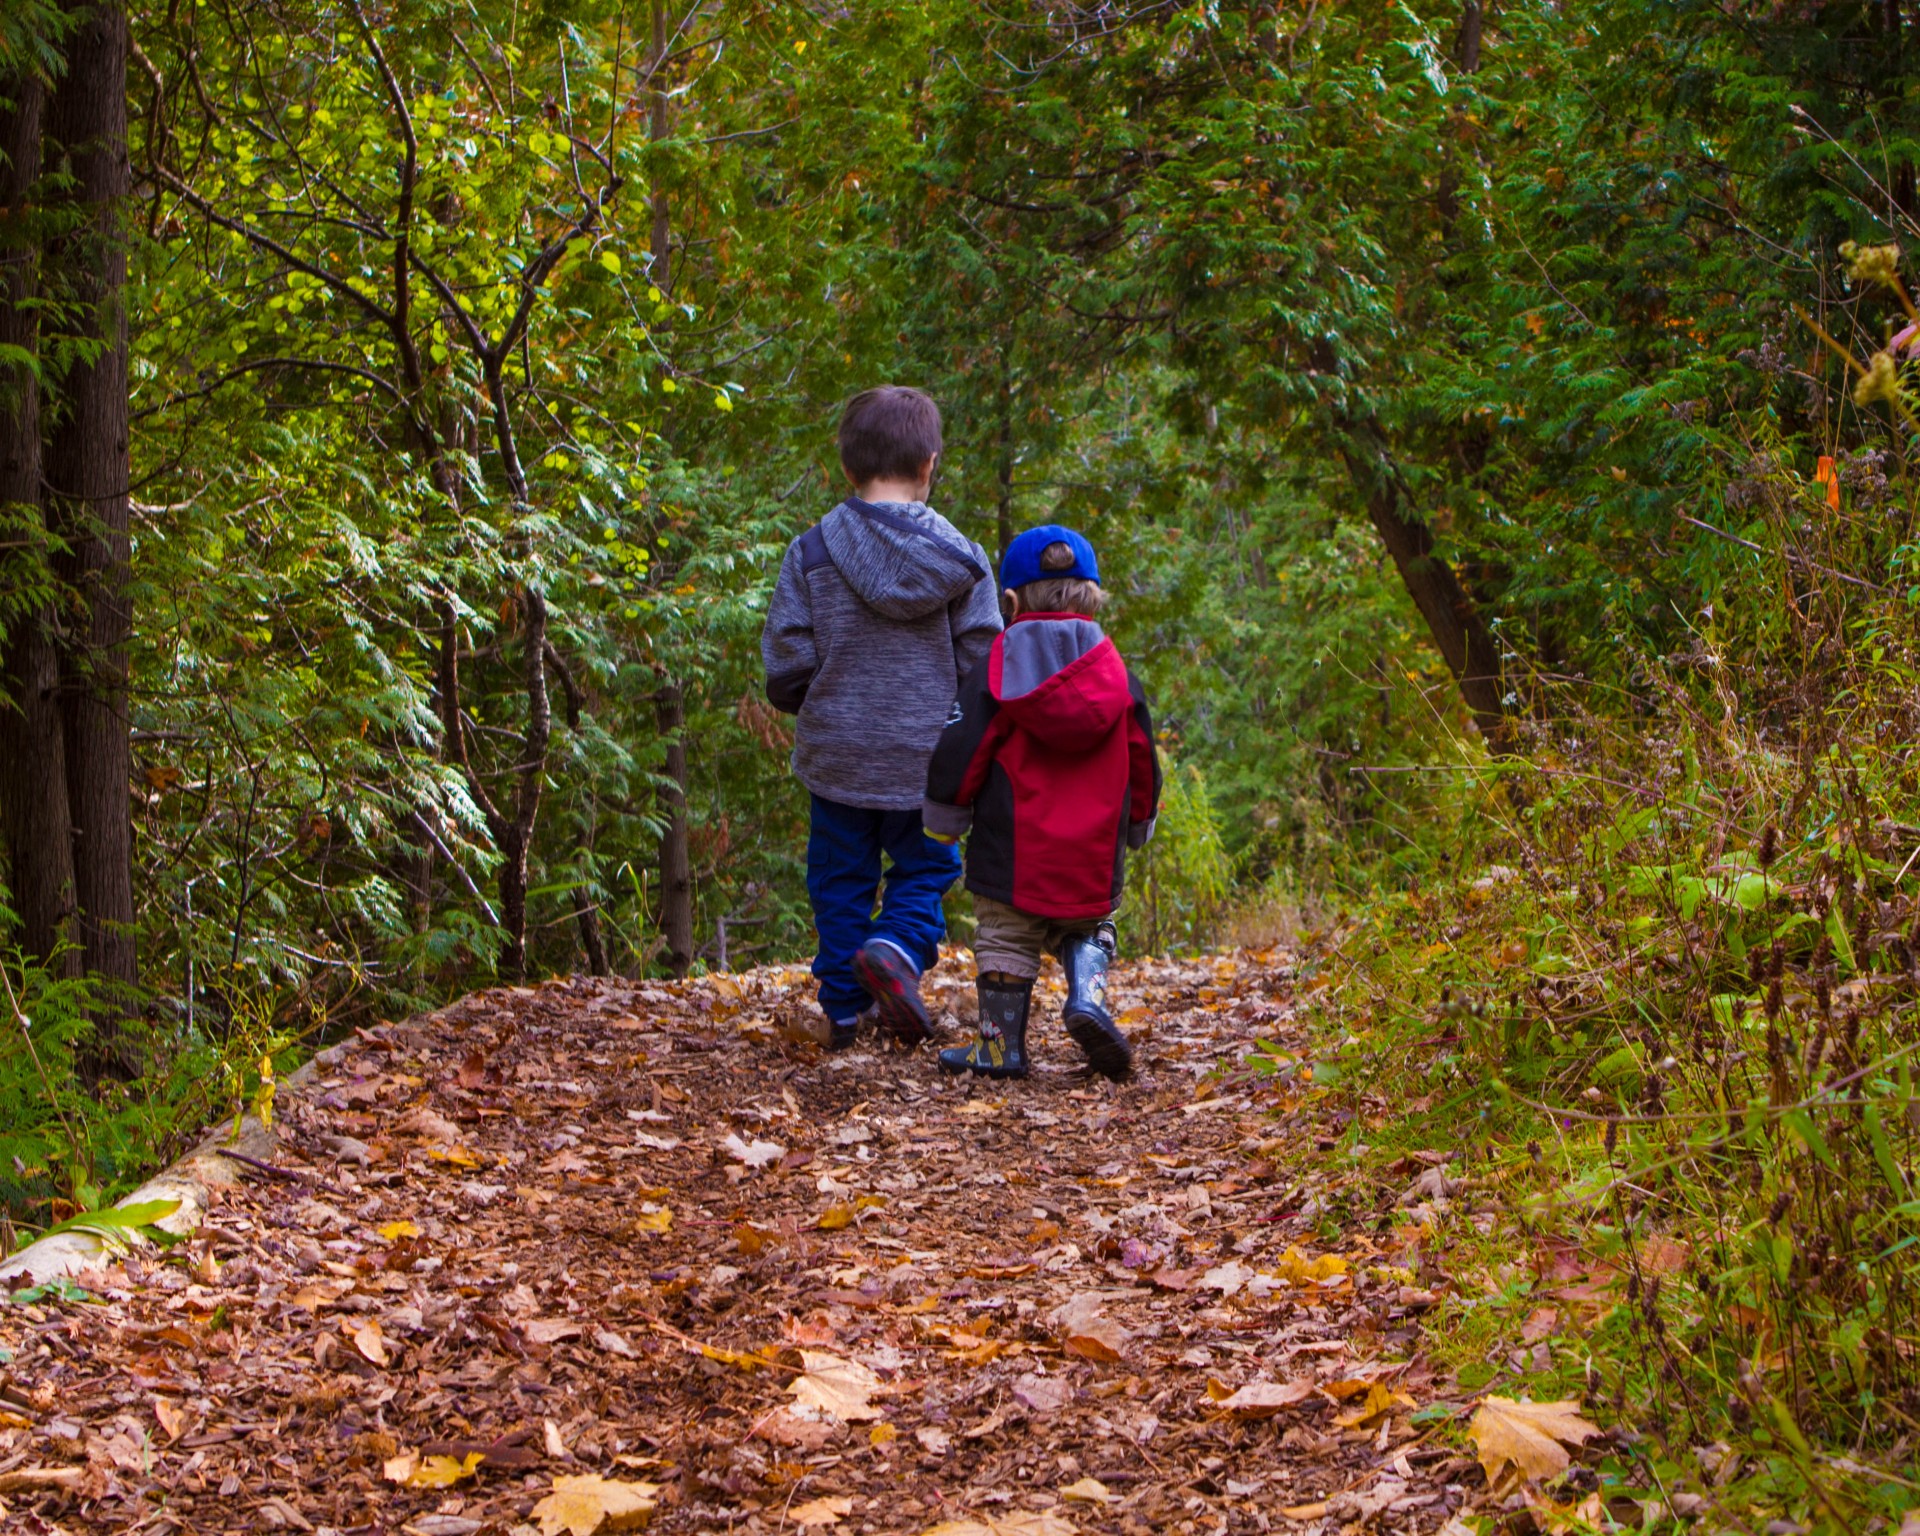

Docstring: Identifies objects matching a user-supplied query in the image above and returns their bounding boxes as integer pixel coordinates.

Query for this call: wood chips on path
[1,952,1482,1535]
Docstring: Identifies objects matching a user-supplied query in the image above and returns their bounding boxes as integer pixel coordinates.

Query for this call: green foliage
[1133,760,1233,954]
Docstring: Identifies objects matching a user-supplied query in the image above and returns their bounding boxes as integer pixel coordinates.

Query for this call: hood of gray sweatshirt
[760,498,1003,810]
[818,498,988,618]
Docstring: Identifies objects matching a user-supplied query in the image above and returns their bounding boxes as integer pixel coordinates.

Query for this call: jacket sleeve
[924,654,1003,839]
[948,543,1004,685]
[761,537,817,715]
[1125,671,1162,849]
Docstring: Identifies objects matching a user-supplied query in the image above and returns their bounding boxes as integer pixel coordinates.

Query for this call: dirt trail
[0,953,1472,1535]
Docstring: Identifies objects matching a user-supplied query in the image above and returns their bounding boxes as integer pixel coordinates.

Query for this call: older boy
[923,525,1161,1081]
[762,387,1002,1048]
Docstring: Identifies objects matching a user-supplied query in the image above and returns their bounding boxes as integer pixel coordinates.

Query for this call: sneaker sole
[1064,1010,1132,1082]
[936,1052,1027,1080]
[853,949,932,1045]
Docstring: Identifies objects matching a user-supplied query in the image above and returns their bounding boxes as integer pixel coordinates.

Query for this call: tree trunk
[1343,440,1507,737]
[654,683,694,977]
[646,0,692,976]
[0,69,80,974]
[649,0,670,291]
[44,0,139,1066]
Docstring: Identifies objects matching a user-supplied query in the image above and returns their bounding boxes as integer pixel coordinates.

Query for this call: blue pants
[807,794,962,1023]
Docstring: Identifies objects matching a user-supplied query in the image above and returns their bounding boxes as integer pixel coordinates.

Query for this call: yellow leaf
[1467,1396,1602,1485]
[632,1204,672,1233]
[790,1495,854,1527]
[1274,1246,1347,1285]
[1333,1381,1413,1429]
[378,1220,420,1240]
[532,1474,661,1535]
[429,1146,482,1169]
[408,1452,485,1489]
[1060,1477,1113,1504]
[816,1203,855,1231]
[787,1350,882,1422]
[869,1423,898,1447]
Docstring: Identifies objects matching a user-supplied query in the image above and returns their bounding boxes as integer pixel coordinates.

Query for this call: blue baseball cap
[1000,524,1100,591]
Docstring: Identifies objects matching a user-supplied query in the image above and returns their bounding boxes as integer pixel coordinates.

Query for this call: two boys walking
[761,386,1161,1079]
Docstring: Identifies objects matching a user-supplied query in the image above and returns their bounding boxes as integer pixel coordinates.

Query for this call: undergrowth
[1296,309,1920,1528]
[0,934,306,1248]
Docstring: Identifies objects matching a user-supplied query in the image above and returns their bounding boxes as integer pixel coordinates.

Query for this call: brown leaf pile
[0,950,1497,1533]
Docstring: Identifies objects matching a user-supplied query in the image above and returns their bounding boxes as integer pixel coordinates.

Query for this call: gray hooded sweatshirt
[762,498,1003,810]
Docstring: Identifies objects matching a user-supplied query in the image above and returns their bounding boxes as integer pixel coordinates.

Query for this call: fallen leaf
[751,1404,837,1450]
[397,1106,463,1143]
[790,1496,855,1527]
[914,1425,949,1454]
[525,1318,584,1345]
[1279,1503,1328,1521]
[1200,1260,1254,1296]
[1521,1306,1560,1344]
[920,1515,1076,1536]
[817,1202,856,1231]
[594,1327,636,1357]
[1060,1476,1113,1504]
[787,1350,882,1421]
[378,1219,421,1241]
[353,1320,390,1367]
[406,1452,485,1489]
[455,1050,488,1090]
[0,1468,86,1494]
[544,1419,572,1459]
[1048,1294,1130,1364]
[631,1204,672,1233]
[532,1473,660,1536]
[152,1397,187,1440]
[1274,1246,1348,1285]
[870,1422,899,1448]
[1468,1396,1602,1485]
[1215,1378,1314,1418]
[724,1132,786,1167]
[1333,1381,1414,1428]
[1011,1372,1074,1415]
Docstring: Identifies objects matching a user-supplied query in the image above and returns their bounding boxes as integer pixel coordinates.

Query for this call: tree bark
[0,68,81,974]
[647,0,693,976]
[654,683,694,977]
[44,0,139,1064]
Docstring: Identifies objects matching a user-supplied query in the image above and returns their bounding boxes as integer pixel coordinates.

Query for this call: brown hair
[838,386,943,486]
[1005,540,1106,618]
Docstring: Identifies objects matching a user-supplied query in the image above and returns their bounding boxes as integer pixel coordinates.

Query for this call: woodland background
[6,0,1920,1518]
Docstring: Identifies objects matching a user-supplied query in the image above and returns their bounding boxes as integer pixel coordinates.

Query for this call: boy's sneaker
[853,939,933,1045]
[825,1005,876,1052]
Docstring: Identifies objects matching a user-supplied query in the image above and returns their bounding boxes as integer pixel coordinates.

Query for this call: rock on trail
[0,952,1474,1534]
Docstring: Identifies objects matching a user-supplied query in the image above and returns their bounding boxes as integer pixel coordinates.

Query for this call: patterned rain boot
[853,938,934,1045]
[937,977,1032,1079]
[1061,922,1132,1081]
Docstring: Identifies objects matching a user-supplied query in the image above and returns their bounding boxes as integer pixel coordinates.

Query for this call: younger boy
[761,386,1003,1048]
[923,525,1161,1081]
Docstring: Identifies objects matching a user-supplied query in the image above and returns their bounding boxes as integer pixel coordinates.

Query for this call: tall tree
[0,37,80,975]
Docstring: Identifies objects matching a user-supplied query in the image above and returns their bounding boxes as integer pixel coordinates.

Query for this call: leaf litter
[0,951,1582,1532]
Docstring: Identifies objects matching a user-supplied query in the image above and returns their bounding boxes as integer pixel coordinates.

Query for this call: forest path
[0,953,1472,1536]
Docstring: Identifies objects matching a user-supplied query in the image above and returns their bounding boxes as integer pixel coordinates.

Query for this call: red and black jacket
[924,614,1162,922]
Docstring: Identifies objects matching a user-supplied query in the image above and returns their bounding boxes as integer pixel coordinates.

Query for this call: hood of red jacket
[989,614,1131,751]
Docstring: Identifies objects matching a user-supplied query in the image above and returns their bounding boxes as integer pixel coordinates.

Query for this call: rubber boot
[937,977,1032,1079]
[1061,922,1132,1081]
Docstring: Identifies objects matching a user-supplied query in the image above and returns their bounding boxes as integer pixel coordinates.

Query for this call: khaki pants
[972,895,1111,980]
